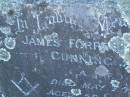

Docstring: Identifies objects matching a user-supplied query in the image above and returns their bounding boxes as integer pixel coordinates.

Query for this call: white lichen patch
[71,89,81,96]
[0,27,11,35]
[0,48,11,62]
[123,47,130,66]
[0,0,10,14]
[118,0,130,25]
[123,33,130,44]
[95,65,110,77]
[108,36,125,55]
[5,15,15,25]
[110,80,120,91]
[108,33,130,73]
[0,0,23,26]
[125,65,130,74]
[4,37,16,50]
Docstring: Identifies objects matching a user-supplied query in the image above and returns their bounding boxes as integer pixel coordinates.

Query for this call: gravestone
[0,0,130,97]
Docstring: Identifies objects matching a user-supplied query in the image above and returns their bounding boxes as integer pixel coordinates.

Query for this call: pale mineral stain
[95,65,110,77]
[64,79,76,87]
[0,48,11,62]
[98,43,109,53]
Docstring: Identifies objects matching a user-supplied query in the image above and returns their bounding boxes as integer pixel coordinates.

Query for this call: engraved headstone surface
[0,0,130,97]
